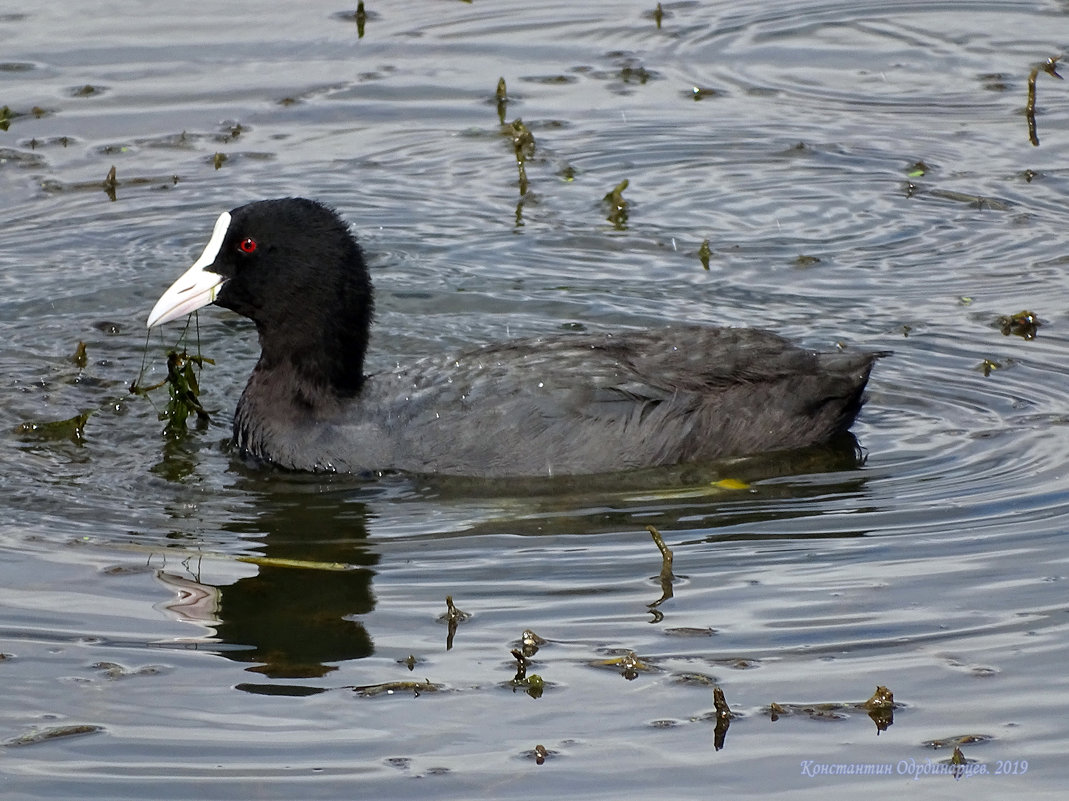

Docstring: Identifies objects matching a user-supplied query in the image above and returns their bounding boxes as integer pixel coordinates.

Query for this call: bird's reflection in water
[159,485,380,697]
[154,434,871,697]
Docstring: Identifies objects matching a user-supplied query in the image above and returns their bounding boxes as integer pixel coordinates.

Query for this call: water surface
[2,1,1069,797]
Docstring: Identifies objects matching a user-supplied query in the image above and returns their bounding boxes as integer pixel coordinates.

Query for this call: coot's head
[147,198,374,394]
[148,198,372,328]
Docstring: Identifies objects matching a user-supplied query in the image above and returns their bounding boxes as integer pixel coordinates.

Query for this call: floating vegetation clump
[997,309,1041,340]
[517,628,546,658]
[495,76,509,125]
[159,350,212,437]
[70,84,106,97]
[646,525,675,615]
[13,339,101,444]
[616,61,655,85]
[216,122,244,143]
[603,178,630,229]
[351,678,442,698]
[688,86,720,100]
[3,724,105,748]
[863,684,895,713]
[40,164,180,200]
[643,3,665,29]
[70,340,88,368]
[131,329,214,439]
[903,179,1011,209]
[1026,56,1063,146]
[91,661,167,680]
[593,649,653,680]
[509,647,545,698]
[520,672,544,697]
[354,1,368,38]
[768,684,897,733]
[674,671,717,686]
[907,160,929,178]
[14,410,92,444]
[439,595,470,624]
[507,118,535,195]
[712,686,733,750]
[333,1,376,37]
[663,627,716,638]
[922,733,994,749]
[698,239,711,270]
[436,595,470,650]
[976,357,1005,377]
[103,165,118,201]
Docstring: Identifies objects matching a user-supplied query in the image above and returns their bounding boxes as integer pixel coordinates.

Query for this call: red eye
[238,237,257,254]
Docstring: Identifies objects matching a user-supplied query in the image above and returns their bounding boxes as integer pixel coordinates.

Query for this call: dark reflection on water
[215,497,378,692]
[159,434,870,696]
[153,473,386,690]
[418,432,874,538]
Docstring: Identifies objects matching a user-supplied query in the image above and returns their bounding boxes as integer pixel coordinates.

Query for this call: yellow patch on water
[712,478,750,490]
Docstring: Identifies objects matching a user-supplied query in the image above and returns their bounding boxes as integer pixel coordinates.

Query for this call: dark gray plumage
[148,198,884,478]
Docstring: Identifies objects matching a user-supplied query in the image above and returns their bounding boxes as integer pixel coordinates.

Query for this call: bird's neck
[252,245,374,404]
[254,314,370,409]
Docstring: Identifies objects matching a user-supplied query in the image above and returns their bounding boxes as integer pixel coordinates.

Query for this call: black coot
[147,198,883,477]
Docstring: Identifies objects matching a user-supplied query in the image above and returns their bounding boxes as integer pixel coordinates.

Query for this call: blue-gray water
[2,1,1068,797]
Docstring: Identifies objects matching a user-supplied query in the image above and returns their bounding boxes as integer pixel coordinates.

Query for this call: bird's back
[303,326,881,477]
